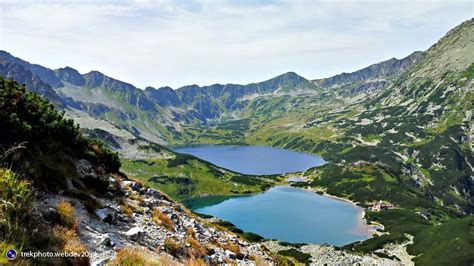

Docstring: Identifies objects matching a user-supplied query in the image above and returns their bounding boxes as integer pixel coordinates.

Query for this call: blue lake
[172,145,326,175]
[191,186,370,246]
[174,145,368,245]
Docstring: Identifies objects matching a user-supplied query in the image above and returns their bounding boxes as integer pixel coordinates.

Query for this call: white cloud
[0,0,472,88]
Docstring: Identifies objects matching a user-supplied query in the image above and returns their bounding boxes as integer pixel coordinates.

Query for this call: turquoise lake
[173,145,326,175]
[174,145,369,246]
[191,186,370,246]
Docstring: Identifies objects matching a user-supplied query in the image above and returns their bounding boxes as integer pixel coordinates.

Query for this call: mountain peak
[82,70,138,93]
[144,86,180,107]
[0,50,63,88]
[82,70,107,88]
[55,66,85,86]
[274,71,305,80]
[145,86,174,92]
[84,70,105,77]
[0,50,13,57]
[258,71,307,86]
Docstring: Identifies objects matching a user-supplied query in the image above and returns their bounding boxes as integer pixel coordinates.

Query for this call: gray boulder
[125,227,145,242]
[121,180,141,191]
[76,159,97,178]
[225,249,236,259]
[95,208,115,223]
[146,188,162,198]
[98,233,123,249]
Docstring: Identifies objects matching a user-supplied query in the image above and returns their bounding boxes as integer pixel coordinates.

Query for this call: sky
[0,0,472,89]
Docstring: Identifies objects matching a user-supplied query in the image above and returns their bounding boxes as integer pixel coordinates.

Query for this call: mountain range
[0,44,422,145]
[0,18,473,265]
[1,19,472,211]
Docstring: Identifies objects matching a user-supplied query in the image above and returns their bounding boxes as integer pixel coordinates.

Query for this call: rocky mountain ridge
[313,51,423,89]
[0,46,417,145]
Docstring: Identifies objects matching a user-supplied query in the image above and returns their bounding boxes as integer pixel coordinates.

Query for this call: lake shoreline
[190,185,373,245]
[172,144,326,175]
[175,144,373,243]
[284,185,374,238]
[184,182,375,239]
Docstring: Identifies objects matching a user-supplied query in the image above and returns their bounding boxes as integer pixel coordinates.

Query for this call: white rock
[91,258,109,266]
[225,250,236,259]
[121,180,136,189]
[125,227,145,241]
[146,188,162,198]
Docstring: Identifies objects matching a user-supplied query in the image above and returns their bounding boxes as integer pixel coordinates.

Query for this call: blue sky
[1,0,472,88]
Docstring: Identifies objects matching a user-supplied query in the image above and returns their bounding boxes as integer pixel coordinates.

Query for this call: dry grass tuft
[164,237,185,257]
[123,205,134,217]
[159,254,176,266]
[53,226,89,265]
[250,254,269,266]
[186,227,196,238]
[157,254,205,266]
[152,208,174,230]
[129,192,145,202]
[222,240,241,255]
[120,202,134,217]
[184,258,208,266]
[57,201,77,229]
[209,237,222,248]
[109,247,162,265]
[186,237,207,259]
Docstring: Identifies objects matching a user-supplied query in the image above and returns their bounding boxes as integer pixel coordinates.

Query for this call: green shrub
[230,175,267,186]
[241,232,264,242]
[0,242,22,264]
[85,139,121,172]
[167,153,194,167]
[343,232,407,253]
[407,217,474,265]
[0,168,34,244]
[278,248,312,264]
[0,77,121,191]
[0,78,84,151]
[214,220,244,234]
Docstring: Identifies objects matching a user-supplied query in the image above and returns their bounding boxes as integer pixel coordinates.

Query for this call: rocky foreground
[35,159,403,265]
[263,241,404,265]
[39,175,271,264]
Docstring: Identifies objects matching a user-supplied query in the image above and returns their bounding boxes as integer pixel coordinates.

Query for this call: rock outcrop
[38,176,273,265]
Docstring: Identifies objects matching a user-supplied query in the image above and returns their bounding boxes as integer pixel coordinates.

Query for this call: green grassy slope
[120,153,280,201]
[159,19,474,262]
[407,216,474,265]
